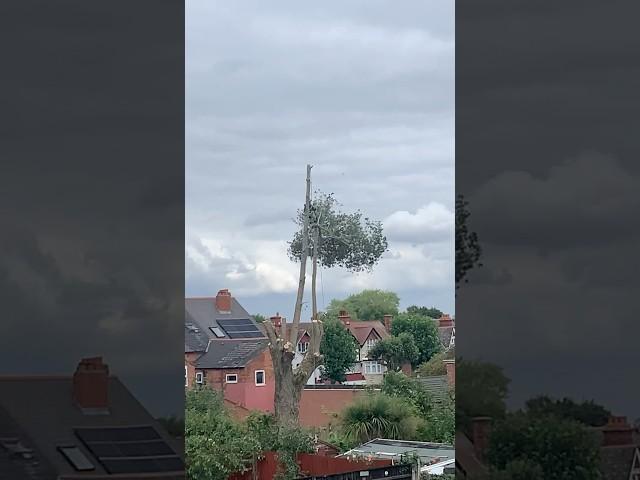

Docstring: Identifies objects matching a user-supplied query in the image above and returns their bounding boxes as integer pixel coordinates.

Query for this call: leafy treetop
[325,289,400,322]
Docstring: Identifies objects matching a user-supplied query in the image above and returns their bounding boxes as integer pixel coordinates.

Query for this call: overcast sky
[186,1,455,320]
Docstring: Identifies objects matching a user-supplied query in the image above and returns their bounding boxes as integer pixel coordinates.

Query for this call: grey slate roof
[185,296,265,345]
[599,445,638,480]
[417,375,451,402]
[0,377,184,478]
[342,438,454,466]
[185,309,209,353]
[438,326,454,348]
[195,339,269,369]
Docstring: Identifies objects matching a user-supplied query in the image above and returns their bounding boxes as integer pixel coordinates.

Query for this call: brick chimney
[471,417,492,461]
[338,310,351,326]
[215,289,232,313]
[383,314,393,333]
[438,314,453,328]
[270,312,282,328]
[444,359,455,386]
[73,357,109,412]
[601,416,634,446]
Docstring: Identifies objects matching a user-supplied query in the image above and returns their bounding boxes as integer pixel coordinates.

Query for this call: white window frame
[366,338,378,349]
[364,361,383,374]
[225,373,238,384]
[255,370,266,386]
[297,341,309,354]
[185,366,188,387]
[195,372,203,384]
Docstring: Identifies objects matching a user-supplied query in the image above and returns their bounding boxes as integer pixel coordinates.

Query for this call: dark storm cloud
[458,0,640,418]
[1,1,183,416]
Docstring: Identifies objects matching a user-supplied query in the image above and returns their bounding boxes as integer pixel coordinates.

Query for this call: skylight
[210,326,225,337]
[58,446,95,471]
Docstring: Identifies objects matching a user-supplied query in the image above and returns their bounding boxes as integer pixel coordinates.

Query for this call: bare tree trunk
[289,164,312,347]
[311,229,319,321]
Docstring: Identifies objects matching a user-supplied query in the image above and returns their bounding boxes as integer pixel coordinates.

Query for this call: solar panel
[218,319,263,339]
[74,426,183,474]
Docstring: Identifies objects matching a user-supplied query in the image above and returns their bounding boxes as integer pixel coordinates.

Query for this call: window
[364,361,383,374]
[225,374,238,383]
[185,366,188,387]
[58,446,95,471]
[366,338,378,349]
[297,341,309,354]
[210,326,226,338]
[195,372,203,384]
[255,370,265,386]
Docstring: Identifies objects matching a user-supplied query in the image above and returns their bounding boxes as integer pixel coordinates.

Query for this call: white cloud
[384,203,453,243]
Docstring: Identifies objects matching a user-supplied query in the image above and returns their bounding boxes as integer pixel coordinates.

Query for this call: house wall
[197,349,275,413]
[299,389,365,428]
[184,352,200,388]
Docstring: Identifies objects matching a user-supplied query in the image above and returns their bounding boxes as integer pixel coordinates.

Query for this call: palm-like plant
[340,393,418,444]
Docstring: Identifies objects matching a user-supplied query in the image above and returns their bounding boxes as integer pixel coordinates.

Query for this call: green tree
[381,372,454,444]
[456,358,509,434]
[252,313,267,323]
[341,393,418,444]
[326,289,399,321]
[406,305,443,319]
[456,194,482,289]
[320,318,358,383]
[486,412,601,480]
[390,313,441,365]
[185,387,259,480]
[417,348,455,377]
[264,166,388,427]
[524,396,610,427]
[491,459,545,480]
[369,333,419,371]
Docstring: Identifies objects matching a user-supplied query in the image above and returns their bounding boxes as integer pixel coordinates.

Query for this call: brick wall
[299,388,365,428]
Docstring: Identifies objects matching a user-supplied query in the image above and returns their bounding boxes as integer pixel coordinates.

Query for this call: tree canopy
[389,313,442,365]
[486,412,601,480]
[406,305,443,319]
[369,333,419,371]
[523,395,610,427]
[288,192,388,272]
[456,194,482,289]
[325,289,400,321]
[417,347,455,377]
[320,318,359,383]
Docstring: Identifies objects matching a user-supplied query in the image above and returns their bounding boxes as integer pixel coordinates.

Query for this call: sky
[456,0,640,420]
[185,1,455,321]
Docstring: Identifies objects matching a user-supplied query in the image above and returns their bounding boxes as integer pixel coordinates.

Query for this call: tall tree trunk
[311,228,319,321]
[289,164,312,347]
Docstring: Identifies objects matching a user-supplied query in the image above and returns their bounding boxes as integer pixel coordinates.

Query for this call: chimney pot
[216,289,232,313]
[383,314,393,333]
[338,310,351,326]
[73,357,109,412]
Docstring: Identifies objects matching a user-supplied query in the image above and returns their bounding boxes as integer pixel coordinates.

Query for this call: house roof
[342,438,454,466]
[348,321,389,346]
[0,376,184,478]
[599,445,639,480]
[438,326,454,348]
[195,339,269,369]
[185,296,265,344]
[185,309,209,353]
[417,375,450,402]
[455,432,488,479]
[0,404,56,480]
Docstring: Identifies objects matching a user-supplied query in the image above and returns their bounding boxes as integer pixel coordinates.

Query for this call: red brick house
[185,290,275,413]
[0,357,184,479]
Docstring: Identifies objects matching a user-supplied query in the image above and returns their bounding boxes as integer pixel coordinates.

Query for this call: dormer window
[366,338,378,349]
[297,341,309,354]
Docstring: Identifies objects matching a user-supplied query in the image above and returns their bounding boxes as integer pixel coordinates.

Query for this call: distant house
[0,357,184,479]
[337,311,391,383]
[185,290,274,413]
[271,315,322,385]
[437,314,455,350]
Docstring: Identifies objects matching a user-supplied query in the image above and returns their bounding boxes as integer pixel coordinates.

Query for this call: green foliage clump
[252,313,267,323]
[456,358,509,435]
[340,393,418,444]
[325,289,399,321]
[486,412,601,480]
[390,313,442,365]
[524,395,610,427]
[369,333,419,371]
[320,317,359,383]
[186,388,314,480]
[456,194,482,289]
[406,305,443,319]
[417,348,455,377]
